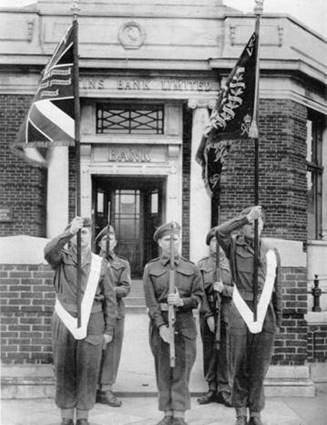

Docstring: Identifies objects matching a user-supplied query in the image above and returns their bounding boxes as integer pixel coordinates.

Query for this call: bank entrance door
[92,176,165,277]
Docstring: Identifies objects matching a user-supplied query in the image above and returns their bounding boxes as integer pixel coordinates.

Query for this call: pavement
[1,389,327,425]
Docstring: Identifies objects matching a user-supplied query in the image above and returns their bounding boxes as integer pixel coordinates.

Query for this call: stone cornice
[0,9,326,87]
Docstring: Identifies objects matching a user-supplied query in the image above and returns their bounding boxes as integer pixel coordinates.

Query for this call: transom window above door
[96,103,164,134]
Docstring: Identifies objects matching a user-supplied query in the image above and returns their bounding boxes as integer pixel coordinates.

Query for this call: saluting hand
[159,325,171,344]
[102,333,113,350]
[69,216,84,235]
[246,205,262,223]
[213,281,224,293]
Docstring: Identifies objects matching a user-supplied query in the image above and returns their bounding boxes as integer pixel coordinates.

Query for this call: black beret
[95,225,115,243]
[153,221,181,242]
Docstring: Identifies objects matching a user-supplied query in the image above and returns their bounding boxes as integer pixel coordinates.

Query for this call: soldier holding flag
[215,206,282,425]
[143,222,203,425]
[197,228,233,407]
[44,216,117,425]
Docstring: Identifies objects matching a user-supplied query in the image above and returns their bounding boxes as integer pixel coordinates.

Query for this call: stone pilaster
[188,98,215,263]
[46,146,69,237]
[321,126,327,240]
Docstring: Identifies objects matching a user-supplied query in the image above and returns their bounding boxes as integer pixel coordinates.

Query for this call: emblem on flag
[196,32,258,195]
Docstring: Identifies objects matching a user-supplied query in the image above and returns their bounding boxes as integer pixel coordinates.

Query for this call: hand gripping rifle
[168,223,176,368]
[214,230,222,350]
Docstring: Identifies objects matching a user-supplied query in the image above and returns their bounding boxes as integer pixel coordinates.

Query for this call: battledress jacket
[102,252,131,320]
[143,255,204,337]
[215,215,282,327]
[44,230,117,338]
[198,255,233,322]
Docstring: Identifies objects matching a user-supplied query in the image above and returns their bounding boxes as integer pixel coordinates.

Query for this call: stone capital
[188,98,216,110]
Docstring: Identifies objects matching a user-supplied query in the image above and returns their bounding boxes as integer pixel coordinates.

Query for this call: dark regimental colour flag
[195,31,258,195]
[12,23,76,166]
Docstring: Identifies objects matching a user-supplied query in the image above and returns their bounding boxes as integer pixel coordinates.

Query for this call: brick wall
[0,94,47,237]
[272,267,308,365]
[219,98,307,241]
[0,264,54,364]
[182,106,192,258]
[0,263,313,366]
[307,325,327,362]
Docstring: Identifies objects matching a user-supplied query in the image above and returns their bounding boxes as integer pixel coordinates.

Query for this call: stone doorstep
[1,365,317,399]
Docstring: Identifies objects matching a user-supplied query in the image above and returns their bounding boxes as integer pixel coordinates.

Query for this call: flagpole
[72,0,82,327]
[249,0,264,322]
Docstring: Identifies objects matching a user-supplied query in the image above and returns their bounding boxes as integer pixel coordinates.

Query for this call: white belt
[232,249,277,334]
[55,253,102,339]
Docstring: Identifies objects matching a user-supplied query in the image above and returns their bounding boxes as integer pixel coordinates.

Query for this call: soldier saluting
[215,206,282,425]
[44,217,117,425]
[197,227,233,407]
[143,222,203,425]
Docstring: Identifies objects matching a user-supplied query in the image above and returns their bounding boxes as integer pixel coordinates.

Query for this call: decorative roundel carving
[118,21,146,50]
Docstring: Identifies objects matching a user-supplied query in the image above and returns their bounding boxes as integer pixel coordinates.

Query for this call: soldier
[143,222,204,425]
[197,228,233,407]
[44,216,117,425]
[96,225,131,407]
[215,206,282,425]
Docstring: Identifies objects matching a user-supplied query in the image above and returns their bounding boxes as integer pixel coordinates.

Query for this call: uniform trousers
[149,320,196,412]
[98,316,124,386]
[52,312,104,410]
[228,303,276,412]
[199,313,231,394]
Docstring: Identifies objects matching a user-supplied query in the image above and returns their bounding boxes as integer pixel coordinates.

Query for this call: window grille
[96,103,164,134]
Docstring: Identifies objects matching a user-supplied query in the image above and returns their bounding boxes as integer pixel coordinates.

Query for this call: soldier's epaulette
[180,255,195,265]
[198,256,209,265]
[116,254,129,262]
[147,257,160,264]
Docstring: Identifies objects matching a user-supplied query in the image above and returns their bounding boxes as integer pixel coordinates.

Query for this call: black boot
[216,391,232,407]
[76,420,89,425]
[156,417,173,425]
[197,390,216,404]
[235,416,247,425]
[96,389,122,407]
[248,416,264,425]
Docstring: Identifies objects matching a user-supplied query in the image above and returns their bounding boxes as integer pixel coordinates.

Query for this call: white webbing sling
[232,249,277,334]
[55,253,102,340]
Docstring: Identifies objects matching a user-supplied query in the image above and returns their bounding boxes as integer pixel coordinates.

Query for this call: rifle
[106,208,111,260]
[214,229,222,350]
[168,223,176,368]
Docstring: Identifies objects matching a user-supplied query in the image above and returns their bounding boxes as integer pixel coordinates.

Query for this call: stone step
[130,279,144,297]
[126,280,145,312]
[126,297,145,306]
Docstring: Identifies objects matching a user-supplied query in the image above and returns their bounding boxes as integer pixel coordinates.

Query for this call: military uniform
[216,212,282,423]
[44,229,117,416]
[98,252,131,392]
[198,252,233,403]
[143,222,203,421]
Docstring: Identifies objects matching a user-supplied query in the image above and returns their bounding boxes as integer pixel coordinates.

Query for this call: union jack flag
[196,31,258,195]
[12,23,77,166]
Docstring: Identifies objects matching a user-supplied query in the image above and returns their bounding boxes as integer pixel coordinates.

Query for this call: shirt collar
[70,248,92,265]
[160,254,180,267]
